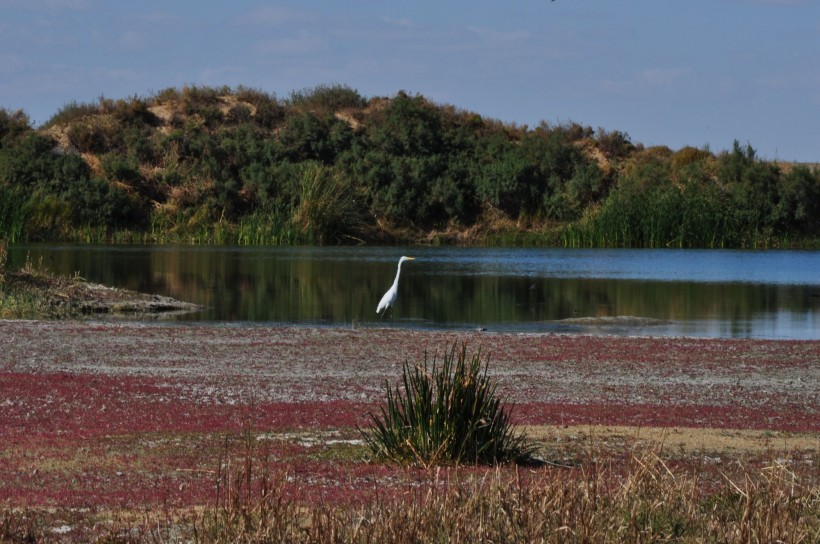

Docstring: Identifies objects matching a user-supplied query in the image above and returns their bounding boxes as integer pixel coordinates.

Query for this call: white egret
[376,256,415,318]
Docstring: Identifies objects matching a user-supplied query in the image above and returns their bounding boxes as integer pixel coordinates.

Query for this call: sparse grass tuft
[193,431,306,543]
[0,508,42,543]
[361,341,540,467]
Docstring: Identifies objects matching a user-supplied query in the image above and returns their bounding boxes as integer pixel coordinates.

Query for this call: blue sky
[1,0,818,162]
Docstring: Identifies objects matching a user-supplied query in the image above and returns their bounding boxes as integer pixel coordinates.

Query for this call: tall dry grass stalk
[193,433,307,543]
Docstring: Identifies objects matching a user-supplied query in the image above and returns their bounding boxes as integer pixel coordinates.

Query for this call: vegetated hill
[1,84,818,248]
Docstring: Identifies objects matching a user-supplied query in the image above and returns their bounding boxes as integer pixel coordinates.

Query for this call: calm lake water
[8,245,820,340]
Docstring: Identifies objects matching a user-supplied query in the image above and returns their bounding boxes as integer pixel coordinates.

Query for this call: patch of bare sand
[524,425,820,454]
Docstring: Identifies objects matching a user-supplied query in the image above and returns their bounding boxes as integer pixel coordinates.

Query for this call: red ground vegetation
[1,321,817,511]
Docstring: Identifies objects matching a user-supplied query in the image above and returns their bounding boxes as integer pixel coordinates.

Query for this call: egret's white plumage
[376,256,415,317]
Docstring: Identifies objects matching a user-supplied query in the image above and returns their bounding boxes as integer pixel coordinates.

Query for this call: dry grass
[184,445,819,543]
[4,437,816,543]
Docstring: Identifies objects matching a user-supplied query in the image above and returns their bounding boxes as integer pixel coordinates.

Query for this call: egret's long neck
[392,262,404,287]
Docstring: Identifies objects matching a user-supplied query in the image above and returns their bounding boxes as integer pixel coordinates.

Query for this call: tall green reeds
[0,237,6,285]
[236,209,300,246]
[562,181,745,249]
[0,189,26,243]
[292,162,364,245]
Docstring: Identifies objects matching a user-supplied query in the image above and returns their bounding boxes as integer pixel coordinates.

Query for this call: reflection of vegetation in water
[409,275,816,330]
[10,246,817,335]
[1,88,819,248]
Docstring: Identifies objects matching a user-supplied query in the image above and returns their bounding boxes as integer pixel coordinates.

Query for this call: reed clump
[361,341,540,467]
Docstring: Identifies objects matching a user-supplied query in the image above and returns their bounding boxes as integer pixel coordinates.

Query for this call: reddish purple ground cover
[1,321,818,509]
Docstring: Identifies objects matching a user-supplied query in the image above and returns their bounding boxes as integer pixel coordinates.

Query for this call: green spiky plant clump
[362,341,539,467]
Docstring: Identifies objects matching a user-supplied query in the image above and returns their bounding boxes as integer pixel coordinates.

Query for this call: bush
[595,128,635,159]
[362,341,539,466]
[0,109,31,146]
[101,153,142,184]
[111,96,159,127]
[4,84,819,247]
[278,112,336,162]
[235,86,285,128]
[67,117,123,153]
[64,177,147,229]
[44,99,102,128]
[288,84,366,112]
[23,190,72,239]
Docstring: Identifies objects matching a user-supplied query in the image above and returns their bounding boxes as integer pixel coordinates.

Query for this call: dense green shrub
[235,86,285,128]
[226,103,253,125]
[0,132,58,187]
[278,112,340,163]
[475,144,537,217]
[43,99,102,128]
[474,126,602,221]
[288,84,367,112]
[776,165,820,234]
[564,160,606,216]
[1,85,818,246]
[64,177,147,229]
[111,96,159,127]
[23,190,72,239]
[367,91,445,156]
[101,153,142,185]
[718,141,783,245]
[584,154,707,247]
[595,128,635,159]
[0,109,31,146]
[672,145,713,169]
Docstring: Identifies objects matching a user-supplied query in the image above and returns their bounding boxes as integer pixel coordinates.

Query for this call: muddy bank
[1,269,201,319]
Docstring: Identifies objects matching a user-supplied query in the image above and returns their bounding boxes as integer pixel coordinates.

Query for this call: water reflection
[8,245,820,339]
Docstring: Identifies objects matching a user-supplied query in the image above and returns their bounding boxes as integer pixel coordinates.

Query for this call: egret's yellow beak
[406,257,416,260]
